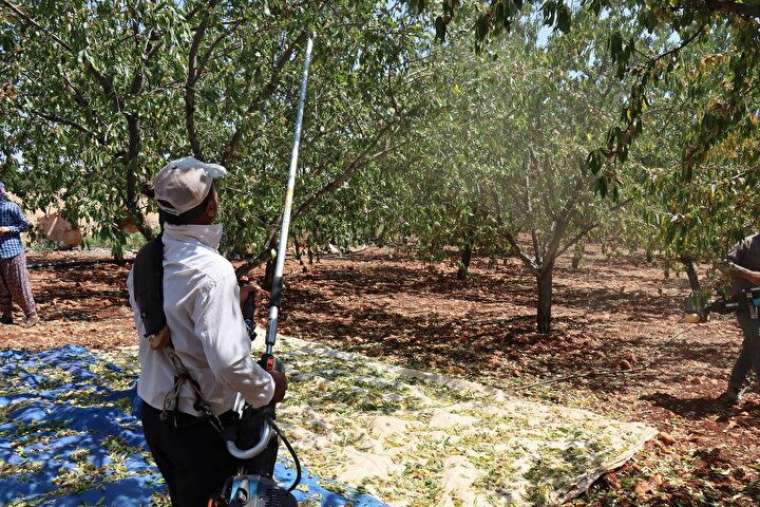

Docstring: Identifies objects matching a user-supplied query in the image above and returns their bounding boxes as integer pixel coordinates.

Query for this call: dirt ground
[4,245,760,505]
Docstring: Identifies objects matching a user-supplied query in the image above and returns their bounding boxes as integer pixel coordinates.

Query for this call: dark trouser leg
[729,313,760,391]
[141,402,180,504]
[10,252,36,318]
[0,258,13,318]
[141,402,234,507]
[750,327,760,381]
[140,402,278,507]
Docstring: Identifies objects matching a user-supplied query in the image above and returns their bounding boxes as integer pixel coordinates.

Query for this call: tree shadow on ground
[27,263,129,321]
[640,392,729,420]
[280,253,736,399]
[298,261,684,322]
[284,283,690,394]
[24,250,730,400]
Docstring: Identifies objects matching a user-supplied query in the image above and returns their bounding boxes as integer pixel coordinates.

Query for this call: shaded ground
[3,245,760,505]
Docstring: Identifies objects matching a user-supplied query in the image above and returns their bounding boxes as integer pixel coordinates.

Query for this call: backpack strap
[132,236,168,348]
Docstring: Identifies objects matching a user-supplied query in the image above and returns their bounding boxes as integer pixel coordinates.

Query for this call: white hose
[225,422,273,460]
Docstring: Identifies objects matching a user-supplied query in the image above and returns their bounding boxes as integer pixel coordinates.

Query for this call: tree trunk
[294,238,308,273]
[375,224,385,247]
[293,238,301,259]
[457,241,473,280]
[537,265,553,334]
[571,242,584,271]
[681,255,701,292]
[124,113,153,241]
[263,255,276,291]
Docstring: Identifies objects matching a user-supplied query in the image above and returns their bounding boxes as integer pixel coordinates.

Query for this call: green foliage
[380,15,636,331]
[605,20,760,275]
[0,0,431,259]
[408,0,760,195]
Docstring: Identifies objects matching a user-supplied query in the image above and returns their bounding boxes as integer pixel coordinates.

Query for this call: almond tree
[0,0,430,260]
[393,16,634,333]
[411,0,760,192]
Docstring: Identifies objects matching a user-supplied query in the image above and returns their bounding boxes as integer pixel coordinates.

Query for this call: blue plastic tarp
[0,346,385,507]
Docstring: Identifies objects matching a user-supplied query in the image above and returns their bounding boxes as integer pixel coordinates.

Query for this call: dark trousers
[140,401,278,507]
[0,251,36,318]
[729,312,760,391]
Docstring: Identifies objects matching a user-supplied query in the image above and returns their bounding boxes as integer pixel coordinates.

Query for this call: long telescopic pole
[264,37,314,356]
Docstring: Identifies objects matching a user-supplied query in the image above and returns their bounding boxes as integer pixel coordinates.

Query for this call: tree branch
[525,150,542,265]
[294,131,407,219]
[554,198,634,259]
[185,1,220,160]
[647,25,704,66]
[542,175,587,261]
[703,0,760,18]
[59,72,107,142]
[504,231,539,273]
[491,188,539,272]
[25,108,101,141]
[196,19,242,77]
[554,222,599,260]
[221,30,308,166]
[235,123,409,277]
[123,112,153,240]
[0,0,73,51]
[1,0,126,112]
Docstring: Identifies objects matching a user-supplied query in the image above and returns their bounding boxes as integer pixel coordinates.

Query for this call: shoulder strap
[132,236,170,349]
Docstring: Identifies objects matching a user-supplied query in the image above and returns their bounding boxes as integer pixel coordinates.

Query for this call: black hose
[266,416,302,492]
[27,259,134,270]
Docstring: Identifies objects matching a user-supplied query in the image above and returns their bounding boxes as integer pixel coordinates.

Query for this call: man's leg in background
[747,314,760,385]
[727,312,760,403]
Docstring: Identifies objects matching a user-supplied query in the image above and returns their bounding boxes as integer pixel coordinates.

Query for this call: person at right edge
[723,233,760,405]
[127,157,287,506]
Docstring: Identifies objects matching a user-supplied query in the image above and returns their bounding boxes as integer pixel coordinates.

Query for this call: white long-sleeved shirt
[127,223,274,416]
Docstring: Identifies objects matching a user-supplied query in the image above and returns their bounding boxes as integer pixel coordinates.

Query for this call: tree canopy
[0,0,430,259]
[408,0,759,194]
[1,0,758,333]
[367,14,646,332]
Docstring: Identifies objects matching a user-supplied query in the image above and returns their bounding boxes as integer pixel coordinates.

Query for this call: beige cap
[153,157,227,215]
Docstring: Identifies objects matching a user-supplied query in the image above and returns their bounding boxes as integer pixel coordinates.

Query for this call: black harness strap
[162,345,224,433]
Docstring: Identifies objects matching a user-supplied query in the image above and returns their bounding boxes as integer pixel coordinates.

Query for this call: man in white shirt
[127,157,286,506]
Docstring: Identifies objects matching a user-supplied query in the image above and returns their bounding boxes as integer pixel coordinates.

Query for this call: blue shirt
[0,198,29,259]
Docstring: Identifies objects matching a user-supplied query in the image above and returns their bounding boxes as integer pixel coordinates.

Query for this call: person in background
[722,233,760,404]
[0,181,38,328]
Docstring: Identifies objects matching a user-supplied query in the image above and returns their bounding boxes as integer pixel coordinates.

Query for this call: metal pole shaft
[265,37,314,355]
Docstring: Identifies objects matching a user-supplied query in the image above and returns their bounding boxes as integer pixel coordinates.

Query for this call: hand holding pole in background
[239,282,270,308]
